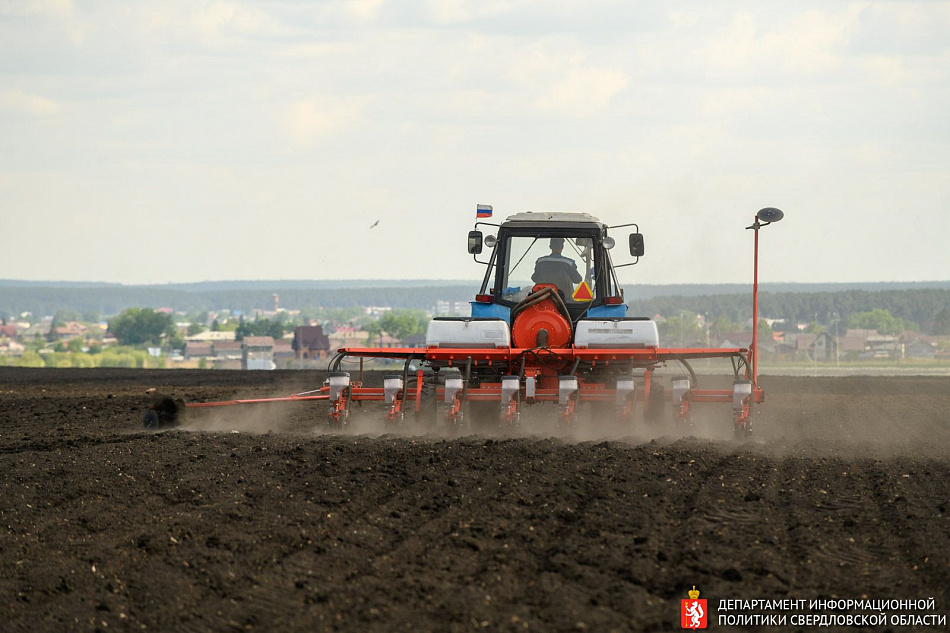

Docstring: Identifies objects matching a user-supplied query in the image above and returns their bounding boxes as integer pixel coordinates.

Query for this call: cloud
[699,87,775,119]
[2,1,949,284]
[0,0,83,46]
[848,2,950,57]
[284,95,372,145]
[0,89,59,116]
[698,9,850,78]
[275,41,362,59]
[423,0,516,25]
[138,1,290,49]
[501,41,629,116]
[535,67,628,116]
[188,1,280,37]
[0,0,72,19]
[348,0,387,21]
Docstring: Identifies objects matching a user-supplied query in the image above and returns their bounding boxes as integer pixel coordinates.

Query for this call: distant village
[689,321,949,364]
[0,292,947,369]
[0,294,470,369]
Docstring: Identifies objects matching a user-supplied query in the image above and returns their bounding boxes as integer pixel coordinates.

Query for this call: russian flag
[476,204,493,218]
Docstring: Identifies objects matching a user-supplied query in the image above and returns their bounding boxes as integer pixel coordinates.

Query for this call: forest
[1,281,948,333]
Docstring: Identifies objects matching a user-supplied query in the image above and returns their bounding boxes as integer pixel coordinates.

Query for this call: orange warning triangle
[572,281,593,302]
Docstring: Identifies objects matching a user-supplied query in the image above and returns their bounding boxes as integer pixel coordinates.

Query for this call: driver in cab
[532,237,581,298]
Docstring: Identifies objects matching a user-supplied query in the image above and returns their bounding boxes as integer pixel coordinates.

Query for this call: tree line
[2,285,948,335]
[628,288,950,333]
[0,285,478,318]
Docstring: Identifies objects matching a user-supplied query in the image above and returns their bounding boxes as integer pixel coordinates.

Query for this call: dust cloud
[170,373,950,460]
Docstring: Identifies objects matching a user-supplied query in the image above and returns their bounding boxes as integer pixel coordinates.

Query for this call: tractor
[146,205,784,439]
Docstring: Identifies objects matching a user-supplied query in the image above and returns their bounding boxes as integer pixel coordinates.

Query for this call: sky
[1,0,949,287]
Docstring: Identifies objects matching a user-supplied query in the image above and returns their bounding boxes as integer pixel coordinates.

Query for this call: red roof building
[292,326,330,360]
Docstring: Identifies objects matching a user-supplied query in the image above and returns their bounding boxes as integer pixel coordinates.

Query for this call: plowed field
[1,368,948,631]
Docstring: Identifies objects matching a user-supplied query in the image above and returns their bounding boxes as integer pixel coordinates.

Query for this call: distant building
[212,341,242,360]
[790,333,817,359]
[376,335,402,348]
[867,335,899,358]
[273,339,294,367]
[716,332,751,349]
[54,321,87,341]
[904,340,936,359]
[243,336,275,370]
[435,300,470,316]
[187,331,237,342]
[329,328,370,352]
[0,339,25,356]
[19,322,51,341]
[185,342,213,359]
[402,334,427,348]
[837,336,868,359]
[292,325,330,360]
[811,332,836,362]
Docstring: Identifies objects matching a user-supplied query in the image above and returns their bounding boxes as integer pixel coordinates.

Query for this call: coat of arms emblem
[681,586,707,629]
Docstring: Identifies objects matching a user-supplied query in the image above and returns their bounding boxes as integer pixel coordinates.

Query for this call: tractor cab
[468,211,644,323]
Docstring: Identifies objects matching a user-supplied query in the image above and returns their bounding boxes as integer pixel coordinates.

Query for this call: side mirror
[629,233,644,257]
[468,230,483,254]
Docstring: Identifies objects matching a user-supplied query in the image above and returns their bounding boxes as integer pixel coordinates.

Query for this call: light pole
[747,207,784,390]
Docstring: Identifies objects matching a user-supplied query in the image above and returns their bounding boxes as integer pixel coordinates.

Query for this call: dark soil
[1,368,948,631]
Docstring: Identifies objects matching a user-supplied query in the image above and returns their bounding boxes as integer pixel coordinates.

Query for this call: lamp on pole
[747,207,784,390]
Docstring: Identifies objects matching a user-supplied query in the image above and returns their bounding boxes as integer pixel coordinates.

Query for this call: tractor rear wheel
[143,409,161,430]
[144,395,184,431]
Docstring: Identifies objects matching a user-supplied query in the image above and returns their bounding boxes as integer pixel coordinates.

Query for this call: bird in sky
[370,220,380,229]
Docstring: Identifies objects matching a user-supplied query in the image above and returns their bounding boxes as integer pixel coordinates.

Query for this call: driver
[532,237,582,297]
